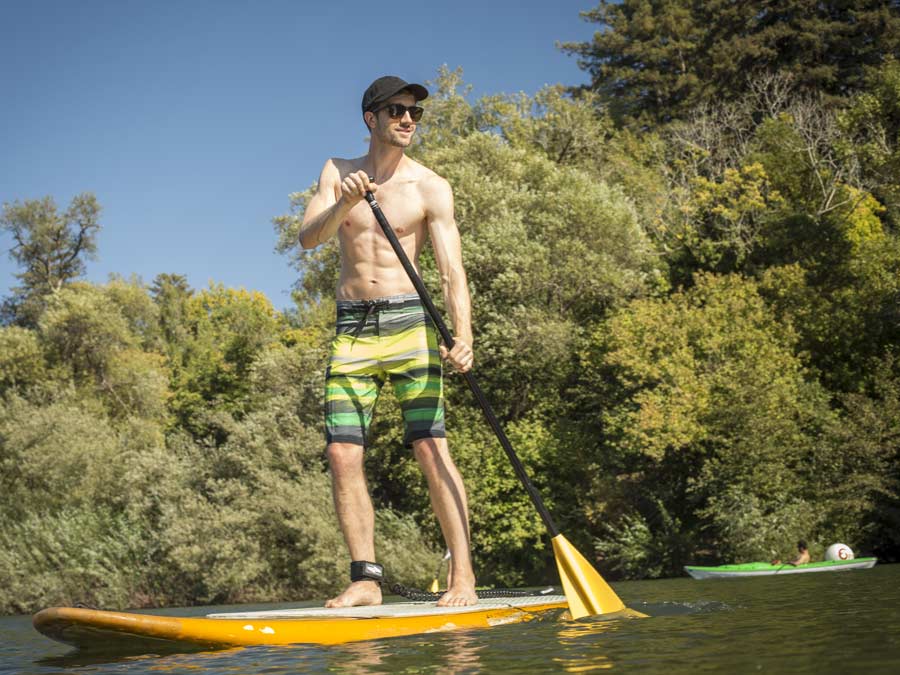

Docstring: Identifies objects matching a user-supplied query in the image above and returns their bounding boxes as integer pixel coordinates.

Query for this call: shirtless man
[299,76,478,608]
[772,540,811,566]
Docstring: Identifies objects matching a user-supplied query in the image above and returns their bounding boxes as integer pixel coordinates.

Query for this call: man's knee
[326,442,364,475]
[412,437,450,470]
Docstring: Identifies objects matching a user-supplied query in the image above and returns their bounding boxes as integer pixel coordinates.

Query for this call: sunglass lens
[385,104,424,121]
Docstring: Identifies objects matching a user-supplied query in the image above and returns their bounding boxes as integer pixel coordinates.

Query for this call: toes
[437,593,473,607]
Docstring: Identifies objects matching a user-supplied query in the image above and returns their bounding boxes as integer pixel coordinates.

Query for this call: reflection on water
[634,599,733,616]
[37,645,242,672]
[5,565,900,674]
[328,639,391,672]
[327,629,486,674]
[553,617,620,672]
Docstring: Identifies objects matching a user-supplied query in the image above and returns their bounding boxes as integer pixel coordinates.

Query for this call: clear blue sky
[1,0,596,311]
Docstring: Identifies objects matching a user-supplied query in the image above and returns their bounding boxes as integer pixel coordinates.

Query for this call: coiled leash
[350,560,548,602]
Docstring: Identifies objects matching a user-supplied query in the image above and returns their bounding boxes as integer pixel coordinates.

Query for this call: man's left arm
[424,176,474,373]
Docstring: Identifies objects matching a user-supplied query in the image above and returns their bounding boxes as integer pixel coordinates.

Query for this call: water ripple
[4,565,899,674]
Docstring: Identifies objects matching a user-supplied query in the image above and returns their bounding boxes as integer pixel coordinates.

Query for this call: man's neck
[365,139,405,183]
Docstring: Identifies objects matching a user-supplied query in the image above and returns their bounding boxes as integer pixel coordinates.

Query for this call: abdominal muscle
[335,218,426,301]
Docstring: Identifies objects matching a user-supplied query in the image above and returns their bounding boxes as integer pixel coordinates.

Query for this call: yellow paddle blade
[552,534,626,619]
[428,578,440,593]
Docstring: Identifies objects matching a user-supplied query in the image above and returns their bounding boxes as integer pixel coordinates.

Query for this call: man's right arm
[300,162,377,249]
[299,160,348,249]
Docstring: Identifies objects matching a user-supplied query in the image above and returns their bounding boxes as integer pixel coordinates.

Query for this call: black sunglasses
[373,103,424,122]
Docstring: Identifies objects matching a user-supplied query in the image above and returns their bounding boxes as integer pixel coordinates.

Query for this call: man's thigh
[384,325,445,448]
[325,373,382,447]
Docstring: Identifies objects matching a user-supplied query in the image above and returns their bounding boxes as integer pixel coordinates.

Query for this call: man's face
[369,92,418,148]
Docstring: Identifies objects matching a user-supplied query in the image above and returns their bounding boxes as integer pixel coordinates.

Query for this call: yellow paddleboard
[34,594,568,650]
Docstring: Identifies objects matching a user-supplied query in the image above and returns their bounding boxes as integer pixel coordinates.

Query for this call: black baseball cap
[361,76,429,116]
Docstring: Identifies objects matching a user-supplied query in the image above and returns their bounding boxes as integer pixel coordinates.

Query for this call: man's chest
[343,183,427,236]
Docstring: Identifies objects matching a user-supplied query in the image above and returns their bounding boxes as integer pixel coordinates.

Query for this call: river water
[2,564,898,674]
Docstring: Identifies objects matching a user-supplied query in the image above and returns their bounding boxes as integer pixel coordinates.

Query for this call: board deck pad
[207,594,568,620]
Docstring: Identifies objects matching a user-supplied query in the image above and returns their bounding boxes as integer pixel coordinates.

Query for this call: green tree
[0,395,161,612]
[561,0,900,126]
[817,355,900,558]
[0,326,45,394]
[150,273,193,361]
[169,284,289,440]
[39,283,139,387]
[655,72,885,277]
[648,77,900,393]
[1,193,101,326]
[576,273,834,576]
[35,281,170,420]
[841,58,900,226]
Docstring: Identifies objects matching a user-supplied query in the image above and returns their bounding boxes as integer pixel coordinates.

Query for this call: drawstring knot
[351,300,390,338]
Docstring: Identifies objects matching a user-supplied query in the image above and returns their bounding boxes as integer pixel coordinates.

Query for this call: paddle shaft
[364,191,560,536]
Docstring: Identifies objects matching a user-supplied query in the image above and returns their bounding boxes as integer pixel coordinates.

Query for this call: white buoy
[825,543,854,561]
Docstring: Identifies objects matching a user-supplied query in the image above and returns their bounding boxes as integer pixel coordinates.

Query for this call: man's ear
[364,111,377,129]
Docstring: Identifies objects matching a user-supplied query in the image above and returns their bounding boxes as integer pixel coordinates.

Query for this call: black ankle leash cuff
[350,560,384,583]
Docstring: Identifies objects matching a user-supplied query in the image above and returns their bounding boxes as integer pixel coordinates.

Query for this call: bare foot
[325,580,382,608]
[436,577,477,607]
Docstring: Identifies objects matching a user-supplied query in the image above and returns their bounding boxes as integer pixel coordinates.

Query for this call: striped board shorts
[324,294,446,448]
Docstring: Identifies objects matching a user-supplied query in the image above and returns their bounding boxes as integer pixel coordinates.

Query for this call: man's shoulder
[406,161,450,195]
[327,156,365,176]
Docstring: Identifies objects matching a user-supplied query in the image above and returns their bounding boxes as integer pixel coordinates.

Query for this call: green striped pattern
[325,296,445,448]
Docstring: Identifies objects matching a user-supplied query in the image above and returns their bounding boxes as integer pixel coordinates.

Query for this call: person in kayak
[772,540,811,566]
[299,76,478,609]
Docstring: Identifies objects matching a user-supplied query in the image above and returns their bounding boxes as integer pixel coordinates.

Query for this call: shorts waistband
[336,294,422,311]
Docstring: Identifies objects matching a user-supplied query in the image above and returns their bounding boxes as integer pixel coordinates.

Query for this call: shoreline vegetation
[2,2,899,614]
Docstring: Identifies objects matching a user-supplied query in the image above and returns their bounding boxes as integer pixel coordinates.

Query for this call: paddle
[364,188,627,619]
[429,550,452,593]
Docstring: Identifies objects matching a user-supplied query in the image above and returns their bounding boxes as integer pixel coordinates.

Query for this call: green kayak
[685,557,877,579]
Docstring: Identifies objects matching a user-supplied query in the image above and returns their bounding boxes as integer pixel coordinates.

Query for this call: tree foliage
[1,193,101,326]
[841,58,900,225]
[576,273,835,574]
[562,0,900,125]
